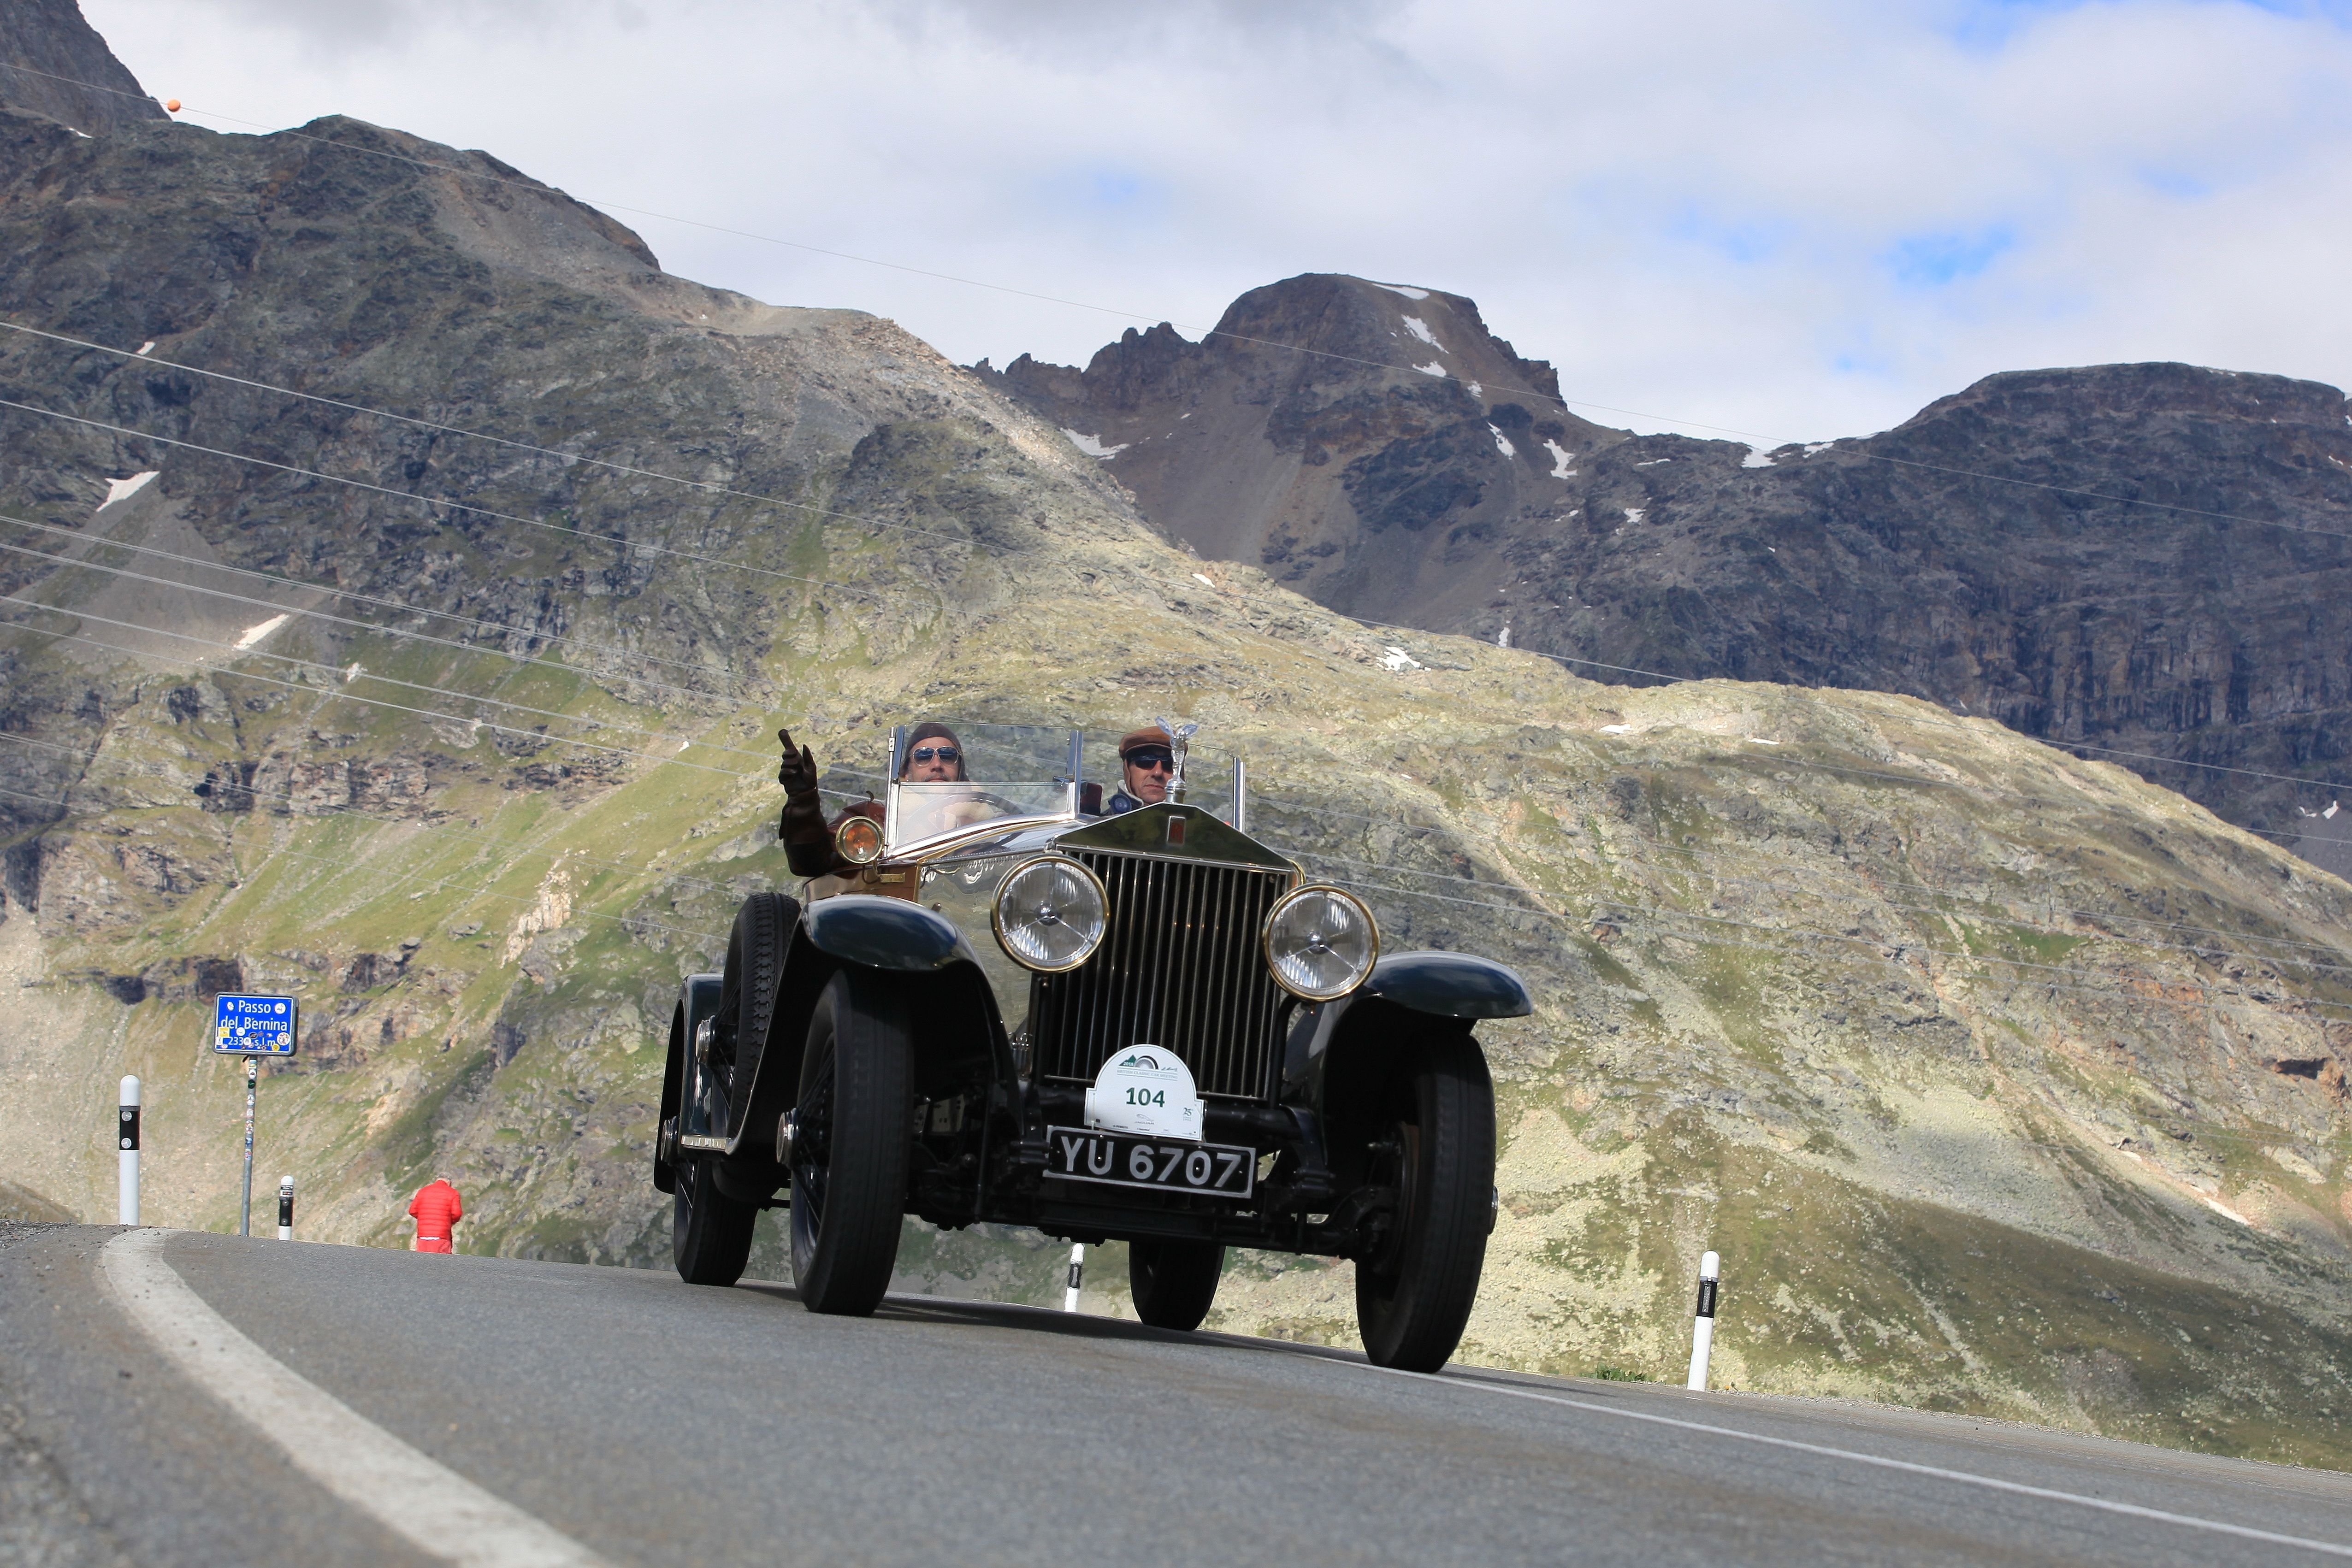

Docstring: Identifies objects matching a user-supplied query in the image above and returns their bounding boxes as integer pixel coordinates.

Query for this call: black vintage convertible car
[653,722,1530,1372]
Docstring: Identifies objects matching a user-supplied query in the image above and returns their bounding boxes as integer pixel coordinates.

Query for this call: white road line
[1366,1363,2352,1559]
[99,1229,611,1568]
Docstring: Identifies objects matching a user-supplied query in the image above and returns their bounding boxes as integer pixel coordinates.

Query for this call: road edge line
[98,1228,610,1568]
[1360,1362,2352,1559]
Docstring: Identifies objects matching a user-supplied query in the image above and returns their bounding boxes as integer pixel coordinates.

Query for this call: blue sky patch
[1885,225,2017,287]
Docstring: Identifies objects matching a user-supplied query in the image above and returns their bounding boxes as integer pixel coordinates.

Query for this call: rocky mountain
[4,0,2352,1469]
[986,278,2352,878]
[0,0,161,134]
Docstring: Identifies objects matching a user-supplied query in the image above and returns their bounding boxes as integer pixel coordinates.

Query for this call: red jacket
[408,1179,462,1253]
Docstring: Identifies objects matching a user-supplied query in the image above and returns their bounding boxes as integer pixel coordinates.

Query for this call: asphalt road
[5,1222,2351,1567]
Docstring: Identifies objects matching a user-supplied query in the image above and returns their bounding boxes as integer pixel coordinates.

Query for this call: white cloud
[80,0,2352,441]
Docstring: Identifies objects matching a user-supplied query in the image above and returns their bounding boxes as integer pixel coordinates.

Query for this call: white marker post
[117,1076,141,1226]
[1686,1250,1720,1391]
[277,1175,295,1241]
[1063,1243,1085,1312]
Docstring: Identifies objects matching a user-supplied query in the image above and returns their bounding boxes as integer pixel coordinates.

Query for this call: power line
[0,541,780,761]
[0,604,770,781]
[1251,790,2352,969]
[0,731,856,903]
[1277,829,2352,990]
[0,733,775,906]
[1316,865,2352,1022]
[9,124,2343,817]
[0,397,899,604]
[0,531,761,722]
[14,59,2350,549]
[0,507,739,696]
[12,648,2348,1032]
[9,381,2342,1011]
[0,318,977,549]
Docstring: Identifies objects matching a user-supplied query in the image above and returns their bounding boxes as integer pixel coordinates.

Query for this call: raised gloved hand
[777,728,820,798]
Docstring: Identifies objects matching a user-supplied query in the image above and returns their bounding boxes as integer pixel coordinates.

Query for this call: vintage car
[652,722,1531,1372]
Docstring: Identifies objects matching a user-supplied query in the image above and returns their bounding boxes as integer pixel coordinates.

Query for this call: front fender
[802,894,976,971]
[1360,950,1531,1020]
[713,898,1006,1185]
[1278,950,1523,1188]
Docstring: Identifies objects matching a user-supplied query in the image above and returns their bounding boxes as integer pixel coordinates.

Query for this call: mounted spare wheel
[1354,1032,1496,1373]
[719,890,795,1077]
[789,968,914,1315]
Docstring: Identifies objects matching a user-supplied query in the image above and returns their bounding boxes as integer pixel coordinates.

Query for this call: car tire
[1354,1032,1495,1373]
[719,891,795,1079]
[1129,1239,1225,1331]
[672,1155,758,1286]
[788,969,913,1315]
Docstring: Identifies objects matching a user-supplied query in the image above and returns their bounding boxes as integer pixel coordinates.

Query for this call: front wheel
[788,969,913,1315]
[1354,1032,1495,1372]
[672,1155,758,1286]
[1129,1239,1225,1331]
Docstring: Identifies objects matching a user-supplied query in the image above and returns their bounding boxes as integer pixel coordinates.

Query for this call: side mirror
[834,814,884,866]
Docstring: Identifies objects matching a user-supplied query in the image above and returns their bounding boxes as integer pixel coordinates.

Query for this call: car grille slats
[1033,851,1288,1102]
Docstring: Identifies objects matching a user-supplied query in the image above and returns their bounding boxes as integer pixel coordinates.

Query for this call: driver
[776,722,980,876]
[1103,725,1176,815]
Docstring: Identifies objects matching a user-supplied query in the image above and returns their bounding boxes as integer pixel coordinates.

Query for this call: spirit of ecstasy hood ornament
[1153,715,1201,803]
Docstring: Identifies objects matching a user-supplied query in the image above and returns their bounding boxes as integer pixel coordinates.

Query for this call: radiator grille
[1031,850,1291,1102]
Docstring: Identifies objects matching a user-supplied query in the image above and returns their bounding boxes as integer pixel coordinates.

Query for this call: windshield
[884,722,1084,852]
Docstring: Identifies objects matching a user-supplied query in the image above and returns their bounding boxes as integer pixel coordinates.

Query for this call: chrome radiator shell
[1029,849,1291,1102]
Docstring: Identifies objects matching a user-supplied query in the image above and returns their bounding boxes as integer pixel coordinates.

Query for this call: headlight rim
[990,853,1109,974]
[1261,882,1381,1002]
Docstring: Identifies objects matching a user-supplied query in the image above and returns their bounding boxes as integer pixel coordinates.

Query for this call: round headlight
[834,814,884,866]
[992,856,1108,973]
[1262,884,1379,1001]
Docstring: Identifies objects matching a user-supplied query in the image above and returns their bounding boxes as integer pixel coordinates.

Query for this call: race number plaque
[211,993,299,1056]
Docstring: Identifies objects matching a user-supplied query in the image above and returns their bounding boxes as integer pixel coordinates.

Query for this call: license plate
[1045,1126,1255,1199]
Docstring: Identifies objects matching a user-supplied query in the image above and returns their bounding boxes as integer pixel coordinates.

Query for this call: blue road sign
[212,993,299,1056]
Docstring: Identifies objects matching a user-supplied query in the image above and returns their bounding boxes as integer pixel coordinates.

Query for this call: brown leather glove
[777,728,820,796]
[777,729,839,875]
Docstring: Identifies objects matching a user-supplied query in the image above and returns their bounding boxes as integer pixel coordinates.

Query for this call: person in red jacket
[408,1178,462,1253]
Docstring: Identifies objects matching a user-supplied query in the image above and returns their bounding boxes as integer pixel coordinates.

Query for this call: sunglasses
[1123,748,1174,772]
[909,745,959,763]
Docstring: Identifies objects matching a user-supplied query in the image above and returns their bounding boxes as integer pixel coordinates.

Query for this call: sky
[75,0,2352,441]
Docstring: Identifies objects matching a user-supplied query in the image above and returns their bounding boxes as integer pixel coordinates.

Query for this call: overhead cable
[0,396,895,603]
[0,507,739,695]
[0,541,780,761]
[10,59,2348,546]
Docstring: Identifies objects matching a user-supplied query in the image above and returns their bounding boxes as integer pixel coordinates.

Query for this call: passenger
[776,721,974,876]
[1104,726,1176,815]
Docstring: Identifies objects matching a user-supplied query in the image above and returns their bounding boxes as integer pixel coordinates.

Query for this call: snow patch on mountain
[1488,424,1515,458]
[1403,316,1443,349]
[1063,430,1129,460]
[1372,282,1430,300]
[234,613,290,650]
[98,471,160,511]
[1543,441,1576,478]
[1412,362,1445,377]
